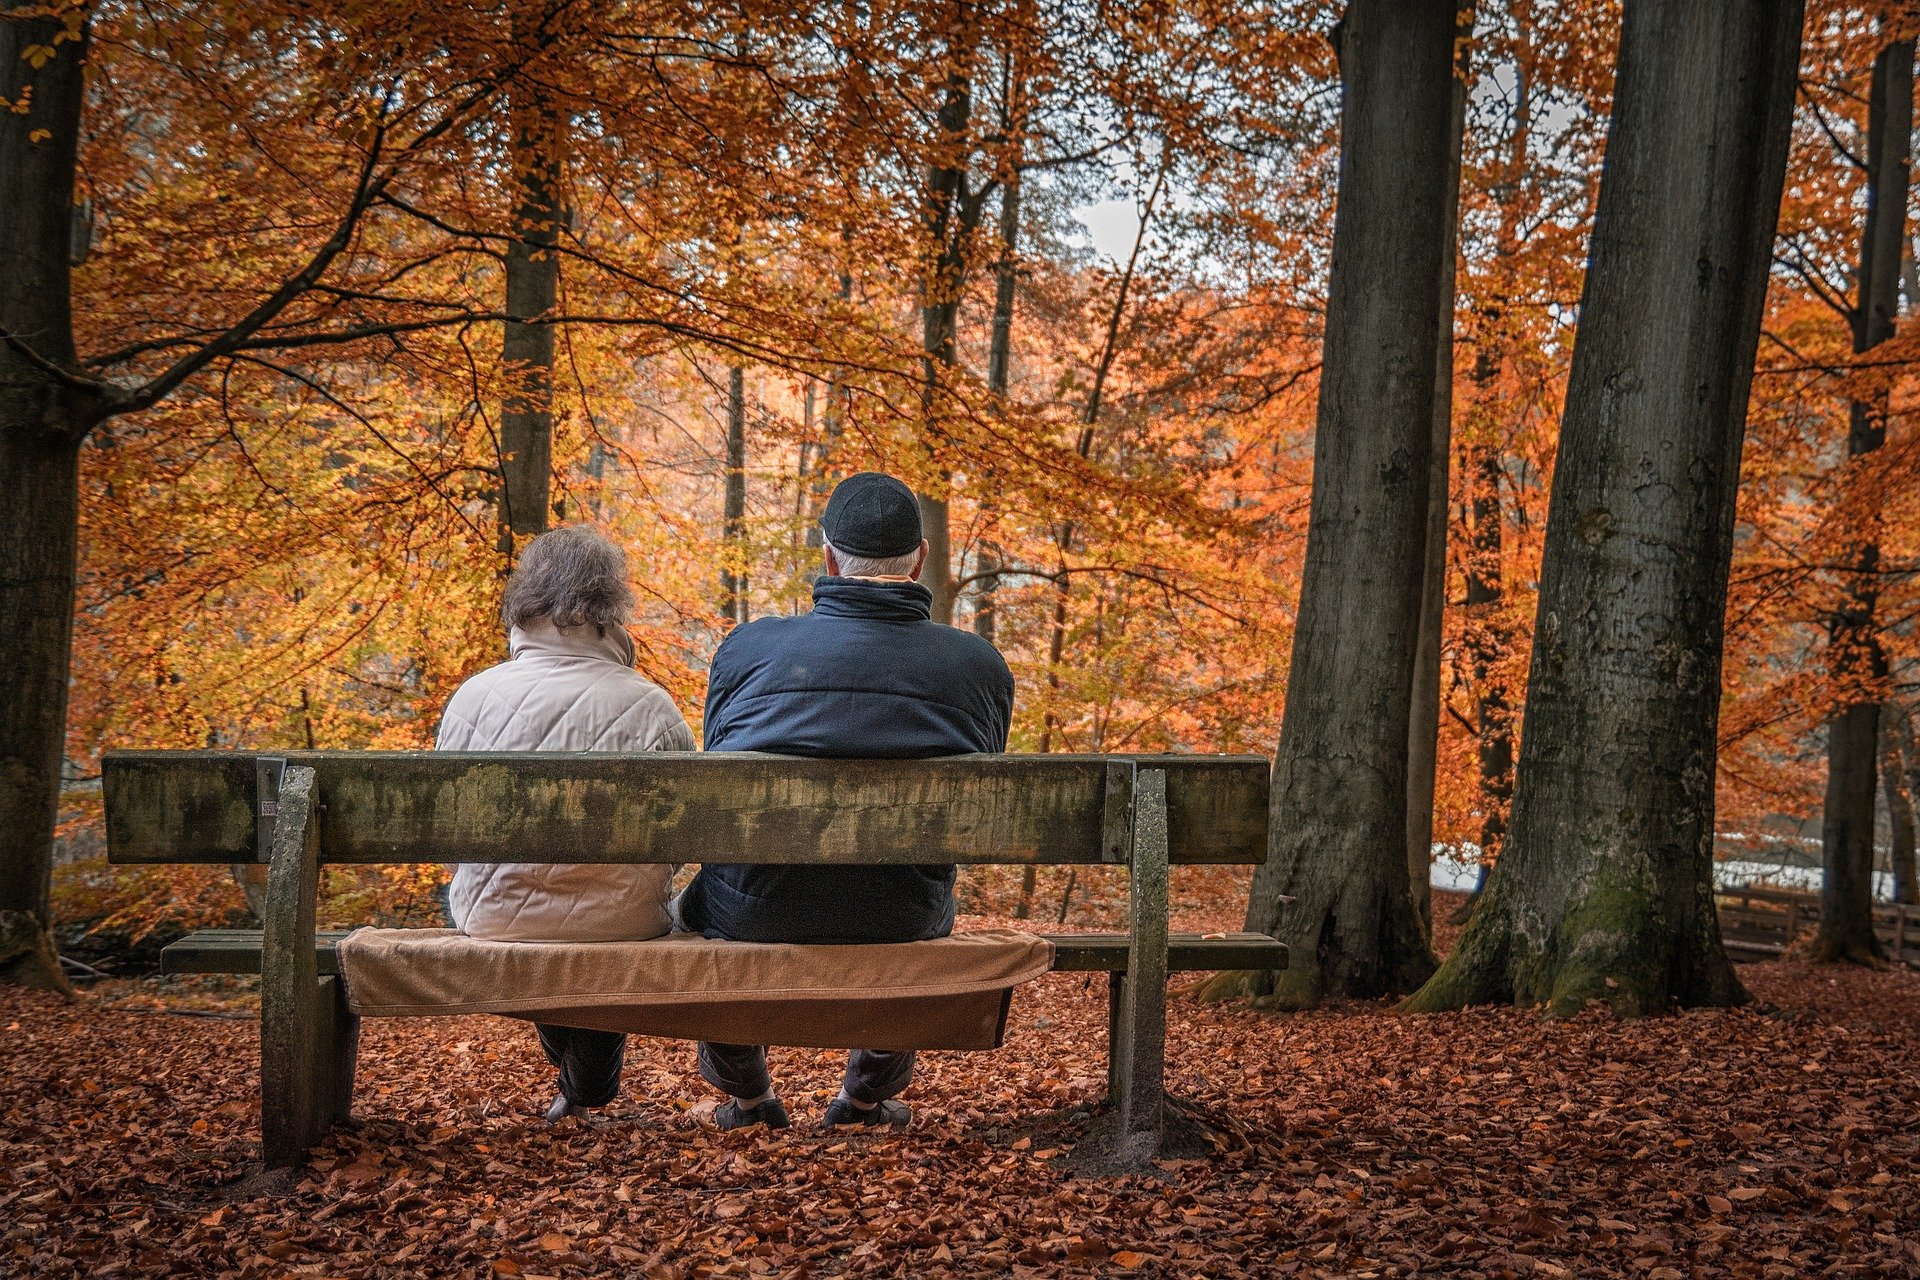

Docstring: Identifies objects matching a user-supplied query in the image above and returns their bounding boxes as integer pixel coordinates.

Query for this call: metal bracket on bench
[254,756,287,863]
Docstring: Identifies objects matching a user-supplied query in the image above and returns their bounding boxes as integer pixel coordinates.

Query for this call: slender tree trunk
[916,34,977,626]
[1879,709,1916,908]
[0,4,90,993]
[1453,8,1529,926]
[1406,7,1474,939]
[974,127,1022,645]
[721,365,749,623]
[1811,37,1910,965]
[1405,0,1802,1016]
[1896,710,1920,905]
[499,26,564,538]
[1453,436,1511,924]
[806,270,854,566]
[1229,0,1457,1006]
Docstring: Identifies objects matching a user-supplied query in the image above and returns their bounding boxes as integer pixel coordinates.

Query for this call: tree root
[0,912,81,998]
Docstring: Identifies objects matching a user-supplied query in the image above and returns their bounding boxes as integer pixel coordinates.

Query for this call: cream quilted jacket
[440,618,695,941]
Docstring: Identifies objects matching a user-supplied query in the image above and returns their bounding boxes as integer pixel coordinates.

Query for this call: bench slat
[105,751,1270,868]
[159,929,1285,978]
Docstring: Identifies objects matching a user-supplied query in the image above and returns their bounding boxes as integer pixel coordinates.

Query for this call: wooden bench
[103,749,1283,1168]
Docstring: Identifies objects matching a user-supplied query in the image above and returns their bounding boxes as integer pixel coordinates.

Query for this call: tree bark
[499,25,564,538]
[1232,0,1457,1006]
[1811,37,1910,965]
[1404,0,1802,1017]
[721,365,749,623]
[1454,5,1529,925]
[1406,6,1473,940]
[1879,709,1916,909]
[916,34,977,626]
[1896,710,1920,905]
[973,115,1022,646]
[0,3,90,994]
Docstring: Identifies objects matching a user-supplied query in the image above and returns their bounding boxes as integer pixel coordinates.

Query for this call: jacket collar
[509,617,636,666]
[812,575,934,623]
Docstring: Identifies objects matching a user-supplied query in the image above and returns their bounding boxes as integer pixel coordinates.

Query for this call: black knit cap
[820,472,924,559]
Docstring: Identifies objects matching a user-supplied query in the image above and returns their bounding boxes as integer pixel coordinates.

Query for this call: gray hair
[825,539,921,579]
[502,525,636,633]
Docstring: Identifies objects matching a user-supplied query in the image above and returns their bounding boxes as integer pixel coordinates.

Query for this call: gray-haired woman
[437,525,695,1120]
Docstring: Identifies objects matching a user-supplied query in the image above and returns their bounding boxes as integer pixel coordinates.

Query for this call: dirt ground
[3,889,1918,1278]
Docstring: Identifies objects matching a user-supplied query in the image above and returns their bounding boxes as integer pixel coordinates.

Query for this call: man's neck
[842,574,914,583]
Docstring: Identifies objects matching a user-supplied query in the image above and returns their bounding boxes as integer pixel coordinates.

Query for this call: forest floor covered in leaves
[4,888,1919,1278]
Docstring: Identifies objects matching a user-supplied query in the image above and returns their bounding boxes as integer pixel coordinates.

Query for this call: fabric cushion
[337,928,1053,1051]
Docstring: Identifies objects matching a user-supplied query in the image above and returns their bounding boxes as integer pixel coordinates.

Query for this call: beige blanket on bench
[336,928,1053,1051]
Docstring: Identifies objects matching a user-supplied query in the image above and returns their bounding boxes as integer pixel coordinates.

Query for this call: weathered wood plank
[103,750,1270,867]
[159,928,1286,978]
[1112,766,1170,1154]
[259,767,330,1168]
[103,751,258,863]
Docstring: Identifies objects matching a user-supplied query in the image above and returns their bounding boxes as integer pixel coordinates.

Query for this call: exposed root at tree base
[0,915,81,999]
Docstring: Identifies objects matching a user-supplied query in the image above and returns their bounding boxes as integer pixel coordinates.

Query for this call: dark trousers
[537,1024,626,1108]
[698,1041,915,1105]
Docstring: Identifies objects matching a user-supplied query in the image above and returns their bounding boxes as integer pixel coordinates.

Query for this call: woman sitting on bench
[436,524,696,1121]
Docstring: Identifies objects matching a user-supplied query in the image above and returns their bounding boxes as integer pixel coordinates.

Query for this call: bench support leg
[260,765,346,1169]
[1110,766,1169,1160]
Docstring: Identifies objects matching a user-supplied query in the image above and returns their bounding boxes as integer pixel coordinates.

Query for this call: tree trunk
[1896,710,1920,905]
[916,47,976,627]
[0,3,89,994]
[1453,4,1530,927]
[499,36,564,537]
[721,365,749,623]
[973,132,1022,645]
[1879,709,1916,908]
[1404,0,1802,1017]
[1232,0,1457,1006]
[805,270,854,565]
[1406,7,1473,940]
[1811,37,1910,965]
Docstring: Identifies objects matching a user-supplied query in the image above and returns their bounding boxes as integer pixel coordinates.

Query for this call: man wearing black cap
[676,471,1015,1131]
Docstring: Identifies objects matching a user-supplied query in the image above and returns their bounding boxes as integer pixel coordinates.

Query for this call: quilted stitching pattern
[442,622,695,942]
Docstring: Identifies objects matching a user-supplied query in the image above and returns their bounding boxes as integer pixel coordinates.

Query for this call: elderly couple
[437,472,1014,1132]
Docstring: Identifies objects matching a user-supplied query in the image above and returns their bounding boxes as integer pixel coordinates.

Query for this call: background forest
[21,0,1920,935]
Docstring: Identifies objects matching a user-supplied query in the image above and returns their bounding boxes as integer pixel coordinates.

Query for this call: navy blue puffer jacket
[678,576,1014,944]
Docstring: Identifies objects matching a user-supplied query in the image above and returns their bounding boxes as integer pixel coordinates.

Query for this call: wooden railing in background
[1717,883,1918,967]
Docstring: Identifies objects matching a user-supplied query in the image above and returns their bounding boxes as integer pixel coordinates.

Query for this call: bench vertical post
[1111,765,1169,1156]
[260,764,354,1167]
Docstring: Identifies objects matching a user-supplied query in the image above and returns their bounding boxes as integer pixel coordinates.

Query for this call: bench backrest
[102,750,1270,867]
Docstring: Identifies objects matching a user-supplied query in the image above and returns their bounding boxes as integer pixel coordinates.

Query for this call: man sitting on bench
[676,472,1015,1131]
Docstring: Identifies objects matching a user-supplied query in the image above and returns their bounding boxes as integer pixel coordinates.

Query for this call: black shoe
[545,1094,594,1123]
[822,1098,910,1129]
[715,1097,791,1131]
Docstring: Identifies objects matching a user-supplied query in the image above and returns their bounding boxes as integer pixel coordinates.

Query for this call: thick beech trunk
[0,4,89,993]
[1405,0,1802,1016]
[721,365,749,623]
[1233,0,1457,1005]
[1811,38,1910,965]
[500,49,564,537]
[1406,9,1473,938]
